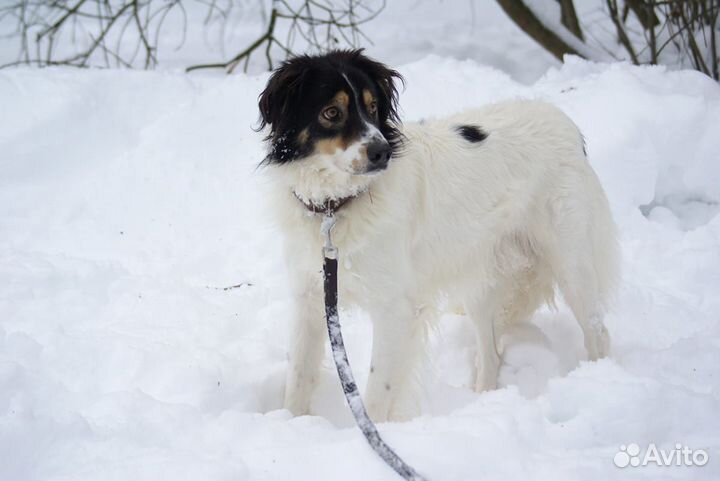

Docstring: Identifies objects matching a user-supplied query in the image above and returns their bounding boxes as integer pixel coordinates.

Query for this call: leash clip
[321,213,338,259]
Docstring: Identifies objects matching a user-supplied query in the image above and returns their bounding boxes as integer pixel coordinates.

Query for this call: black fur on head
[257,49,404,168]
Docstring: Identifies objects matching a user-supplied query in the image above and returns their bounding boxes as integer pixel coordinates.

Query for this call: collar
[293,190,364,215]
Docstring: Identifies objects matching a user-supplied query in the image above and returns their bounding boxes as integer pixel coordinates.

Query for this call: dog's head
[258,49,403,175]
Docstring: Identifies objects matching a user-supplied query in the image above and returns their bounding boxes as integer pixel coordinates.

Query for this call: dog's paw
[283,387,313,417]
[283,400,310,417]
[387,396,421,422]
[366,398,390,423]
[585,325,610,361]
[474,352,501,392]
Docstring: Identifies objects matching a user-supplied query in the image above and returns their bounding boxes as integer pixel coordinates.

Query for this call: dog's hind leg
[555,261,611,361]
[546,179,617,361]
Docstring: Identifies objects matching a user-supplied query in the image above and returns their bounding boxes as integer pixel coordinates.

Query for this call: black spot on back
[455,124,487,143]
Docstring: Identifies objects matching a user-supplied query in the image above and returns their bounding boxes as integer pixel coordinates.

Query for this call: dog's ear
[349,50,404,124]
[257,57,308,133]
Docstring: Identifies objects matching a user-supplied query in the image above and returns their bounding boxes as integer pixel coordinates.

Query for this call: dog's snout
[367,140,391,166]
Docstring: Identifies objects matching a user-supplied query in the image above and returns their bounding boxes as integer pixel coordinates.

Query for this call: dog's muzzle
[366,139,391,172]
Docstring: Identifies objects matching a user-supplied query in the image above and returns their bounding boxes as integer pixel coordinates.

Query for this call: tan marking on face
[297,128,309,144]
[314,135,350,155]
[351,145,368,172]
[335,91,349,108]
[363,89,376,113]
[362,89,374,107]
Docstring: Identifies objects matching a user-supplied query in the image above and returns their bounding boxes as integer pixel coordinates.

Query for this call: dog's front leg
[365,299,424,422]
[283,278,325,416]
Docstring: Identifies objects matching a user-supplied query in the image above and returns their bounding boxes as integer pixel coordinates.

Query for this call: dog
[258,50,619,422]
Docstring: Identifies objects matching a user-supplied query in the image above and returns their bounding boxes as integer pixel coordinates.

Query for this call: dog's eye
[368,101,378,116]
[322,107,341,121]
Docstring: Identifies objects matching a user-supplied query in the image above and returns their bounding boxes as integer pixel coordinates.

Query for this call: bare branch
[187,6,280,73]
[496,0,584,61]
[0,0,183,70]
[558,0,584,41]
[627,0,660,30]
[606,0,640,64]
[186,0,386,74]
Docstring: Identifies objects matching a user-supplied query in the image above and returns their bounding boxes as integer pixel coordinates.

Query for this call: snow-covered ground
[2,2,720,481]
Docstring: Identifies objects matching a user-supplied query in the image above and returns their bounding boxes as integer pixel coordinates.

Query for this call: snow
[2,3,720,480]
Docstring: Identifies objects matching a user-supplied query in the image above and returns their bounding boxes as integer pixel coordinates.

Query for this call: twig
[187,0,385,74]
[607,0,640,64]
[187,7,279,73]
[206,282,254,291]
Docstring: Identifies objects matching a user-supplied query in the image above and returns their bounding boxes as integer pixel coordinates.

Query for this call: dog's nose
[367,140,391,167]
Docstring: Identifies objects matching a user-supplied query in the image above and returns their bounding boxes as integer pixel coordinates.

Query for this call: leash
[320,214,426,481]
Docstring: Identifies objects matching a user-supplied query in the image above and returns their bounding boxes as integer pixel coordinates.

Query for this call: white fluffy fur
[268,100,619,422]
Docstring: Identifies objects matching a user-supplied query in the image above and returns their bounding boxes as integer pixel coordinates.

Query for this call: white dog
[258,50,619,422]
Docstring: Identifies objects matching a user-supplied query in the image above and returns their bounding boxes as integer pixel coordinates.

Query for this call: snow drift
[1,57,719,480]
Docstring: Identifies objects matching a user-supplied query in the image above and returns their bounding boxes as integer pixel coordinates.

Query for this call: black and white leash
[320,214,426,481]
